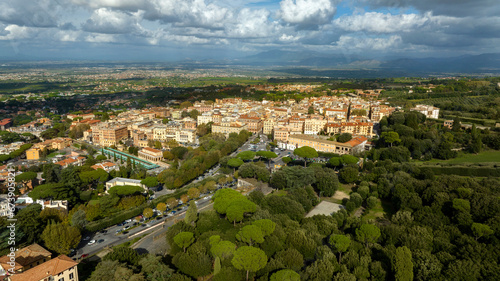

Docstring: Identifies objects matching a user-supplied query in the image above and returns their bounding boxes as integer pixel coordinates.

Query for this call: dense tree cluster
[158,131,251,189]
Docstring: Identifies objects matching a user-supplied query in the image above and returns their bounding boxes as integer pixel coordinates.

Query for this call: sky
[1,0,499,61]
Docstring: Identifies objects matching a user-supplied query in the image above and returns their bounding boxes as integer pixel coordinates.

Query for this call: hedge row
[85,205,145,232]
[85,175,218,232]
[421,166,500,177]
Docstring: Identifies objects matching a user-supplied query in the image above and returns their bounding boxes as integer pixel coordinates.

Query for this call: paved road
[132,200,214,255]
[73,197,213,260]
[74,135,259,260]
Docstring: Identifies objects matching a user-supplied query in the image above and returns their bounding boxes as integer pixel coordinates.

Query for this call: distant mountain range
[237,50,500,76]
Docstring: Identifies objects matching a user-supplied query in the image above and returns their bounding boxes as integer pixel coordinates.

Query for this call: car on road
[68,249,76,257]
[115,229,121,234]
[88,240,96,245]
[97,239,105,243]
[123,225,130,230]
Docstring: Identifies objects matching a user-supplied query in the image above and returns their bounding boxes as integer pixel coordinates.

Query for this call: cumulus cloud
[278,0,339,26]
[82,8,143,34]
[1,0,500,59]
[0,0,63,27]
[334,12,430,33]
[227,9,277,38]
[0,24,38,40]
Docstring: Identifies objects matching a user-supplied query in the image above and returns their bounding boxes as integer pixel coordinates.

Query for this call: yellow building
[212,122,248,137]
[263,118,276,135]
[7,255,79,281]
[0,244,52,275]
[284,134,367,155]
[26,147,42,160]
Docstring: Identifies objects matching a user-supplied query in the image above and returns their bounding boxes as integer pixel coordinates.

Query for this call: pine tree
[185,200,198,226]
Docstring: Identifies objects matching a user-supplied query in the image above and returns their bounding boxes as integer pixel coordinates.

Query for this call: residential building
[325,122,374,137]
[0,118,12,130]
[281,134,367,155]
[54,156,85,168]
[26,147,43,160]
[35,199,68,211]
[105,177,147,193]
[0,195,9,217]
[6,255,78,281]
[92,124,129,146]
[263,118,276,135]
[175,129,196,144]
[304,118,327,135]
[238,115,263,134]
[197,113,213,125]
[443,120,458,129]
[324,108,348,120]
[212,122,248,137]
[90,161,118,172]
[410,105,440,119]
[138,147,163,163]
[0,244,52,275]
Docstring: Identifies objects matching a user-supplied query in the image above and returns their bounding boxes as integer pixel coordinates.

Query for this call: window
[58,278,64,281]
[69,273,74,279]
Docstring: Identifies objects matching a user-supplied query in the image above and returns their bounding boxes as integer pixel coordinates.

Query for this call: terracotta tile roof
[0,244,51,272]
[142,147,161,153]
[9,255,77,281]
[345,136,368,147]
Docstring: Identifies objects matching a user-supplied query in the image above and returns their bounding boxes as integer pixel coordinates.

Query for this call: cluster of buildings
[68,95,400,156]
[0,244,78,281]
[26,137,73,160]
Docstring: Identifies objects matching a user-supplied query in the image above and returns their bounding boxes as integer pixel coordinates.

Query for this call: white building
[410,105,440,119]
[105,177,147,193]
[35,199,68,210]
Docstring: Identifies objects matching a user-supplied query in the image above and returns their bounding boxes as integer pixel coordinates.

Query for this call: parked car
[80,254,89,259]
[123,225,130,230]
[97,239,105,243]
[87,240,96,245]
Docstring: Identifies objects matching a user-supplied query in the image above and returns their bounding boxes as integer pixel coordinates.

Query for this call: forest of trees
[83,154,499,280]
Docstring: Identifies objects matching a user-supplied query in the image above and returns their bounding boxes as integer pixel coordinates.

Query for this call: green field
[416,150,500,164]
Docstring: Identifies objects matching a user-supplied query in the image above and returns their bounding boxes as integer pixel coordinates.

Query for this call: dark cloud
[0,0,61,27]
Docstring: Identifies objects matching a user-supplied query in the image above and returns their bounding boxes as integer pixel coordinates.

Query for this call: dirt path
[332,190,349,201]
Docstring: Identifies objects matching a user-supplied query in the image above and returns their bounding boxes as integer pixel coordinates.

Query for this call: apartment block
[212,122,248,137]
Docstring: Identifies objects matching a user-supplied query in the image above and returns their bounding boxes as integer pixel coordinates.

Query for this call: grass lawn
[47,151,66,158]
[362,199,394,222]
[446,150,500,164]
[413,150,500,165]
[337,183,354,194]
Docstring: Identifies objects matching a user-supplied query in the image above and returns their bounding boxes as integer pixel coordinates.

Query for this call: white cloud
[334,12,430,33]
[227,9,276,38]
[0,24,37,40]
[82,8,143,34]
[278,0,339,26]
[71,0,149,10]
